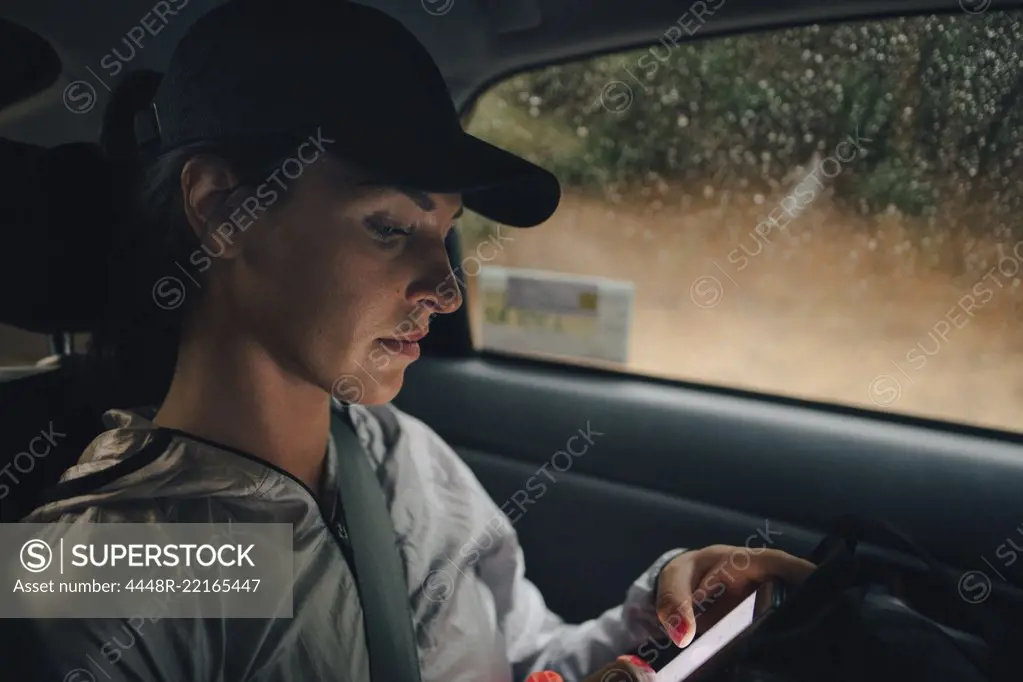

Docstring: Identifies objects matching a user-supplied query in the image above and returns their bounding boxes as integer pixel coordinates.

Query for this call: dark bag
[719,516,1019,682]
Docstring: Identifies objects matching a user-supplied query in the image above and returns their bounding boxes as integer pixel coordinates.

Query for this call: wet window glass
[461,11,1023,433]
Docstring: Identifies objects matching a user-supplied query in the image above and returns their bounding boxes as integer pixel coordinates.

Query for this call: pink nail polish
[525,672,563,682]
[620,654,655,672]
[670,620,689,646]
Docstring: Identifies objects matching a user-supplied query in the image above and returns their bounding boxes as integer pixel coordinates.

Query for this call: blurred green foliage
[465,12,1023,242]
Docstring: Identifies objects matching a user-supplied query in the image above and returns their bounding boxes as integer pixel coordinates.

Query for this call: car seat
[0,68,170,521]
[0,137,117,521]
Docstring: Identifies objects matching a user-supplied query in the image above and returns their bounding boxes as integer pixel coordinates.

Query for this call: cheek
[244,203,405,345]
[240,217,345,331]
[254,202,340,296]
[333,260,401,336]
[291,236,402,349]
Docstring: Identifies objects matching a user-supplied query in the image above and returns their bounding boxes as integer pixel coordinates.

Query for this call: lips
[387,330,427,343]
[376,327,427,360]
[378,337,422,359]
[379,331,426,345]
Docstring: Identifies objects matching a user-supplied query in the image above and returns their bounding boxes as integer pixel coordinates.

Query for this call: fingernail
[525,672,563,682]
[619,655,655,672]
[669,620,689,646]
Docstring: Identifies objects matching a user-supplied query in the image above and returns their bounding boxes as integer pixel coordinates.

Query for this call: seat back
[0,138,115,521]
[0,361,108,521]
[2,70,185,520]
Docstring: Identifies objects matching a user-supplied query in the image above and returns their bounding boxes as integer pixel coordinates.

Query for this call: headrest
[0,138,114,333]
[0,70,167,334]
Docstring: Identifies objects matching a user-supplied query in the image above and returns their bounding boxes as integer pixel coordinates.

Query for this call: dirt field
[467,187,1023,434]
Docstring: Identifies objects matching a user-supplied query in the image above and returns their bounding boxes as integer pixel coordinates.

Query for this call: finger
[688,557,751,629]
[619,655,656,676]
[525,672,564,682]
[698,546,816,588]
[655,558,698,648]
[589,657,656,682]
[745,548,816,585]
[690,549,815,621]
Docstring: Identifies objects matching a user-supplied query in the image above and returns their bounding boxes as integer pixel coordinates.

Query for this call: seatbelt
[330,405,423,682]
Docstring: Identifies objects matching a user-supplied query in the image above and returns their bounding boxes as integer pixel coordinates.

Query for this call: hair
[88,70,308,407]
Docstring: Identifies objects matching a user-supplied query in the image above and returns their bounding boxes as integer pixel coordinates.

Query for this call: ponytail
[88,69,182,406]
[87,70,310,408]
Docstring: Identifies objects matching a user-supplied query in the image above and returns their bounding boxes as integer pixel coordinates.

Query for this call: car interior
[2,0,1023,666]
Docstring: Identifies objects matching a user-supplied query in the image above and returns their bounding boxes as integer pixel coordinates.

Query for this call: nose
[406,238,463,316]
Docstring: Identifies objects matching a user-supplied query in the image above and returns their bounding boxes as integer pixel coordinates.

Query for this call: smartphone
[653,580,785,682]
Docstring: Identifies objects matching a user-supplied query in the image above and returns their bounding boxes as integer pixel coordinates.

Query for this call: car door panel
[395,354,1023,621]
[458,445,826,621]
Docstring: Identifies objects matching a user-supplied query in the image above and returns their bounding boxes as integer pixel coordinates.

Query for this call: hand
[655,544,816,648]
[526,655,657,682]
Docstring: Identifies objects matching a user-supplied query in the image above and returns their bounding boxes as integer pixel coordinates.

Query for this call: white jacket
[15,403,684,682]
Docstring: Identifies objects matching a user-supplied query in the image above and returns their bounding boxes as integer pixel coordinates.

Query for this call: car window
[460,10,1023,433]
[0,325,51,367]
[0,326,91,368]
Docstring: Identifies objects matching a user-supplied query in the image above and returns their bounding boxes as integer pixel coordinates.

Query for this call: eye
[365,216,415,243]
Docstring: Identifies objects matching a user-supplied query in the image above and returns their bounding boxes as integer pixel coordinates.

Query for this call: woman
[18,0,814,680]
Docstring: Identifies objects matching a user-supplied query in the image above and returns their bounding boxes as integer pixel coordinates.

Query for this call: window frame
[426,7,1023,440]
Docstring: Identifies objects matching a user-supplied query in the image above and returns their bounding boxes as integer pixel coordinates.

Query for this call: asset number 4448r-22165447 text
[125,578,261,592]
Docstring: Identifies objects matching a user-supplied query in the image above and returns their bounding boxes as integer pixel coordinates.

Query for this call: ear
[180,154,249,261]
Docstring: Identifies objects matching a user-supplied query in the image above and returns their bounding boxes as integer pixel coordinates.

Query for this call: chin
[360,380,403,405]
[329,366,404,405]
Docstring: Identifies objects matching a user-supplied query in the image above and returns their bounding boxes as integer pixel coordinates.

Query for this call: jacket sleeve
[413,424,687,682]
[495,543,686,682]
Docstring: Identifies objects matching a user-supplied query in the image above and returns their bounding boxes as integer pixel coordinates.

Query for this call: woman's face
[182,153,464,404]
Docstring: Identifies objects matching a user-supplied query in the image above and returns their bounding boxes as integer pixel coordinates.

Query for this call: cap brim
[445,133,562,228]
[343,129,561,228]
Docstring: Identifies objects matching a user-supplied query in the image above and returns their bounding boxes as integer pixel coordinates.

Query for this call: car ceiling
[2,0,1021,148]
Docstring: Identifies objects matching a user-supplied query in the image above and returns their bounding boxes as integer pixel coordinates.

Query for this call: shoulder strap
[363,403,401,446]
[330,406,422,682]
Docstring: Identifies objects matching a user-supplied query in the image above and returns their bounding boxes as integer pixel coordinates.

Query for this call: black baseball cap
[144,0,561,227]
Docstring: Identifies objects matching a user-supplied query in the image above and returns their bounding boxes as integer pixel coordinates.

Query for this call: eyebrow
[358,180,464,220]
